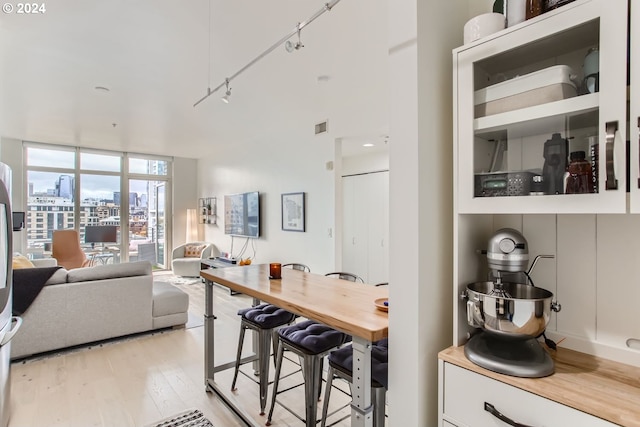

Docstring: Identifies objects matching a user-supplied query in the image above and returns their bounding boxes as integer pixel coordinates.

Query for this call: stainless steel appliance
[463,228,561,377]
[0,163,21,427]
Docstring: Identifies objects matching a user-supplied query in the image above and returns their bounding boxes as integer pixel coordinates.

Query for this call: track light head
[285,23,304,53]
[221,79,231,103]
[285,40,304,53]
[285,40,295,53]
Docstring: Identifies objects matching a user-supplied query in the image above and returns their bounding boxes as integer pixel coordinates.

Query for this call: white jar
[507,0,526,27]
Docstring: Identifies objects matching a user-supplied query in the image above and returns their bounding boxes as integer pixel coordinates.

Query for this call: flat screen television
[84,225,118,246]
[224,191,260,238]
[12,212,24,231]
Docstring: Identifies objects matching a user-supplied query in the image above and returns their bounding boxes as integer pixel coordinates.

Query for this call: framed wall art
[281,192,305,232]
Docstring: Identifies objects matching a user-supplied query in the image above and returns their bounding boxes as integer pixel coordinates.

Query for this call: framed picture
[281,192,305,232]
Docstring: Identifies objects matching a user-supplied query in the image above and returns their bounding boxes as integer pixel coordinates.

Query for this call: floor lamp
[186,208,200,242]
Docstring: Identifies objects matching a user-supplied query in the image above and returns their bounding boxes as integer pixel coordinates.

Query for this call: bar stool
[282,263,311,272]
[266,320,350,426]
[231,303,296,415]
[320,338,389,427]
[324,272,364,283]
[266,271,362,426]
[230,262,310,414]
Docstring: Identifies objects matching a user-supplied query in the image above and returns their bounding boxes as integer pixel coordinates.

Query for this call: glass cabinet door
[454,0,628,214]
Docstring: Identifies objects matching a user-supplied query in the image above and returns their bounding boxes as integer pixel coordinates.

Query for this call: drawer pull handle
[605,121,618,190]
[637,117,640,189]
[484,402,534,427]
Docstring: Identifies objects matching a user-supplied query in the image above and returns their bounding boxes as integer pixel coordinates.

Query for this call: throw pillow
[184,244,206,258]
[12,254,35,269]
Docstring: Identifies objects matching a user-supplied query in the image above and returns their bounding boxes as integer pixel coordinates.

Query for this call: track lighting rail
[193,0,341,107]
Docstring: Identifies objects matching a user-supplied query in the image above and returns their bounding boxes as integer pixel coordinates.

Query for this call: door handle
[0,316,22,346]
[484,402,535,427]
[637,117,640,189]
[605,121,618,190]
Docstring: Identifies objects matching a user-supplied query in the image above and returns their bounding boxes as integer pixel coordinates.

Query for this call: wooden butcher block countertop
[439,345,640,426]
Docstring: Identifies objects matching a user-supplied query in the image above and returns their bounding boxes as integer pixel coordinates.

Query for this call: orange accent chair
[52,229,92,269]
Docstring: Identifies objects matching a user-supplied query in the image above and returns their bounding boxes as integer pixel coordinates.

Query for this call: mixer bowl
[466,282,560,339]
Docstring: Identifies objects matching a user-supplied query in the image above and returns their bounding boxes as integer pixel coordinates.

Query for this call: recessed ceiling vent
[315,120,328,135]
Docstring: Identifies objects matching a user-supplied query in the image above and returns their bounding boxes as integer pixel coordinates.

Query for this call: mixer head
[486,228,529,274]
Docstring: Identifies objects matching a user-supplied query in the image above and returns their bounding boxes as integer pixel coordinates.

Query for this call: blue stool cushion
[278,320,347,355]
[328,339,389,389]
[239,303,296,329]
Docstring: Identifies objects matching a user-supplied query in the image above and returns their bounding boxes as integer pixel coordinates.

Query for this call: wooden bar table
[201,264,389,427]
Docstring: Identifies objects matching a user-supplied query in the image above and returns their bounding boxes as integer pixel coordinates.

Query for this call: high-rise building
[56,175,74,200]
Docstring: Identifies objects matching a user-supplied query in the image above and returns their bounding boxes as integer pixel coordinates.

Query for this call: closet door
[342,174,368,280]
[342,171,389,284]
[366,171,389,285]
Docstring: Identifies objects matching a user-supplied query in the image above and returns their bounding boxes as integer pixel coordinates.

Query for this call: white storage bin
[474,65,578,117]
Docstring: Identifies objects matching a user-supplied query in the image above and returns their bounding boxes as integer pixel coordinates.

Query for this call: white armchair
[171,242,217,277]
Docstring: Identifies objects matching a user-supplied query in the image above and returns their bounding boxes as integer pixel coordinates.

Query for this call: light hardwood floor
[8,273,357,427]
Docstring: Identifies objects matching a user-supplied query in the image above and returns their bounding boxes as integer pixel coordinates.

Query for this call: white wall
[342,150,389,176]
[197,130,337,274]
[388,0,468,425]
[172,157,198,250]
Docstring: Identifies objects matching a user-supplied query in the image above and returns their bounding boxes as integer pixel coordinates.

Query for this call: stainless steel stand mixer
[463,228,562,378]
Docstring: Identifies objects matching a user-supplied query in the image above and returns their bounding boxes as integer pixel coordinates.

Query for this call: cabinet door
[454,0,628,214]
[630,0,640,212]
[443,363,618,427]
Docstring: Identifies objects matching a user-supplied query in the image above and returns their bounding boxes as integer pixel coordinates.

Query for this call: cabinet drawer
[443,363,617,427]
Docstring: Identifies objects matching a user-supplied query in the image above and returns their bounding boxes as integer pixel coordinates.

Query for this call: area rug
[155,274,201,286]
[146,408,214,427]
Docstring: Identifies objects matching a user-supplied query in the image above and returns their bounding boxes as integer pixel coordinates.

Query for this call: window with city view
[24,144,171,267]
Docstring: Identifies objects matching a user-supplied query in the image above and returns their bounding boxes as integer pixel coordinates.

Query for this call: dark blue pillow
[278,320,348,354]
[239,303,295,329]
[328,340,389,389]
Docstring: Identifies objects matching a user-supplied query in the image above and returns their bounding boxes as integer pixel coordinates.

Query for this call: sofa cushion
[46,268,68,285]
[67,261,152,283]
[184,244,206,258]
[152,281,189,317]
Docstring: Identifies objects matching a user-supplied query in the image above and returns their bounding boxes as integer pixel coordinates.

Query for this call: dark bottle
[526,0,543,19]
[565,151,593,194]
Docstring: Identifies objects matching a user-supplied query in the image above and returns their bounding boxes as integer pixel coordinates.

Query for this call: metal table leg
[350,337,374,427]
[203,279,261,427]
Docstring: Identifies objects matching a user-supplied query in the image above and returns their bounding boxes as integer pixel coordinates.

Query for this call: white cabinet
[454,0,630,214]
[439,361,618,427]
[452,0,640,361]
[446,1,640,426]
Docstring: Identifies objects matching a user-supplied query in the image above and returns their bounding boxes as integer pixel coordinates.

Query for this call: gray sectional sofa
[11,260,189,359]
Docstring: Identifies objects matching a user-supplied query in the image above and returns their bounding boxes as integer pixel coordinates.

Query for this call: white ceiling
[0,0,389,159]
